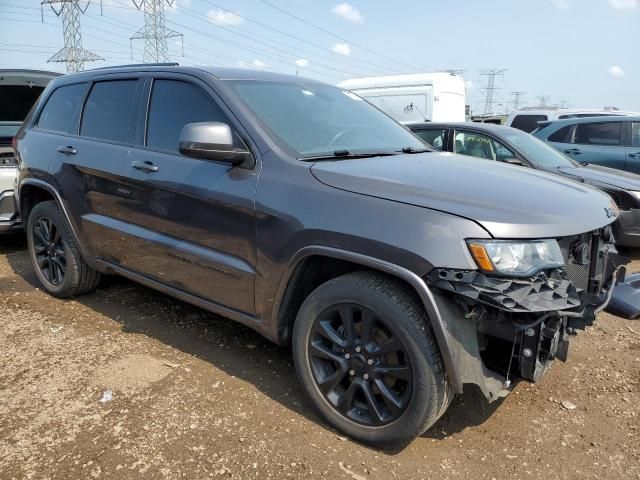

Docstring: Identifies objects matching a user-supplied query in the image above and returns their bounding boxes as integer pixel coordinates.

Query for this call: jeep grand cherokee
[14,65,626,447]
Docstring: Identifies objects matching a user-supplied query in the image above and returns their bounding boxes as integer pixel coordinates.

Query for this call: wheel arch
[272,245,464,393]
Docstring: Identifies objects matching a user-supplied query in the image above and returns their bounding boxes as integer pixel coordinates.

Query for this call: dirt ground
[0,234,638,480]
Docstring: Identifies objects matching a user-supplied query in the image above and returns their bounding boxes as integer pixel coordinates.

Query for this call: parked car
[0,69,60,234]
[409,122,640,247]
[505,108,634,133]
[532,116,640,174]
[338,72,466,123]
[15,65,626,447]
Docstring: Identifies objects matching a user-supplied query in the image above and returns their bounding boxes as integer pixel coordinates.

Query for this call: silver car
[0,69,59,233]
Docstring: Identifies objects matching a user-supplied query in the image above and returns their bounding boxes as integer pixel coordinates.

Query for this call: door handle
[564,148,582,155]
[131,160,159,173]
[56,145,77,155]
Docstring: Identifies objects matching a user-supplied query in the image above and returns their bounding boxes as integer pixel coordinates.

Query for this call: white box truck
[338,72,466,124]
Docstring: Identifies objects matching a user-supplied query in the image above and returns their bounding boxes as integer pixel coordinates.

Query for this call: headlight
[0,152,17,167]
[467,239,564,276]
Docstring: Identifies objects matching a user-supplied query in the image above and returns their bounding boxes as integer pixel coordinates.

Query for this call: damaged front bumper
[426,230,628,402]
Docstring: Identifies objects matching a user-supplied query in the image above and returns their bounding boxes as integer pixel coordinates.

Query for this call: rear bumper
[613,209,640,247]
[0,190,21,233]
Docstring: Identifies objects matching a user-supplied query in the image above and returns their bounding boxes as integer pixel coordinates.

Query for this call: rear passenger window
[413,129,445,149]
[510,115,547,133]
[146,79,236,153]
[548,125,572,143]
[80,80,138,143]
[37,83,86,134]
[632,123,640,147]
[574,122,621,146]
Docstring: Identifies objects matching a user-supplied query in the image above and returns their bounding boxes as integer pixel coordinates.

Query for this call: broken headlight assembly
[467,239,564,277]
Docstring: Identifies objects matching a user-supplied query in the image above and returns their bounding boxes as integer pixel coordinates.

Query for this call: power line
[510,91,526,111]
[256,0,420,73]
[130,0,183,62]
[479,68,507,114]
[40,0,103,72]
[536,95,551,108]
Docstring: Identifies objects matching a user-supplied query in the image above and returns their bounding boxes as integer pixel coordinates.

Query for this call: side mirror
[503,158,523,166]
[178,122,253,167]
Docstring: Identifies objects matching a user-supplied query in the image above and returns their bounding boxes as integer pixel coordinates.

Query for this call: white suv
[505,108,636,133]
[0,69,59,233]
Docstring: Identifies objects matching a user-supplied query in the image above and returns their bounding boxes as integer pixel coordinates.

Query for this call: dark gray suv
[14,65,626,447]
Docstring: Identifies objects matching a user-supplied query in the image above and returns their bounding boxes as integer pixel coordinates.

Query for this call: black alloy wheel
[308,303,413,426]
[32,216,67,287]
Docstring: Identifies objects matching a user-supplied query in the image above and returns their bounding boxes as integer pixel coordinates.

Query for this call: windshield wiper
[398,146,431,154]
[299,149,399,161]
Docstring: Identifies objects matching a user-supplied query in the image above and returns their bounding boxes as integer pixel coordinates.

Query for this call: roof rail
[86,62,179,71]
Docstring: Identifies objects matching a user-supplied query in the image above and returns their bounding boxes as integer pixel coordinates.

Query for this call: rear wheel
[292,271,450,447]
[27,201,101,298]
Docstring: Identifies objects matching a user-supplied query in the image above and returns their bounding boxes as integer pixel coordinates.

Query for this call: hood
[310,152,617,239]
[557,164,640,192]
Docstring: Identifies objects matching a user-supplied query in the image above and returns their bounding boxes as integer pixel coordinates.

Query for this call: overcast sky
[0,0,637,113]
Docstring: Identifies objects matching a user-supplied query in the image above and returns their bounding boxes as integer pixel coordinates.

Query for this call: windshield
[0,122,21,139]
[501,128,577,169]
[226,81,427,158]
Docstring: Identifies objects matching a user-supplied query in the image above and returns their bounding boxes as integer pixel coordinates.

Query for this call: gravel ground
[1,234,639,480]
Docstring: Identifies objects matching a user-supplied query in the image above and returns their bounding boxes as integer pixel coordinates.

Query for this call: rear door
[32,78,139,263]
[626,121,640,173]
[122,74,258,314]
[568,121,627,171]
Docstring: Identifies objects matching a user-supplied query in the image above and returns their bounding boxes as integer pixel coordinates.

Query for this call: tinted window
[146,80,234,152]
[510,115,547,133]
[548,125,572,143]
[574,122,621,146]
[80,80,137,142]
[413,129,446,149]
[37,83,86,133]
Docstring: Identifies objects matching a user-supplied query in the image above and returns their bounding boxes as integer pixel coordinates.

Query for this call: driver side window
[453,130,517,163]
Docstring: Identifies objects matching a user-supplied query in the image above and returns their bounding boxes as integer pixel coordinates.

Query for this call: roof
[407,122,521,134]
[62,64,326,85]
[539,115,640,127]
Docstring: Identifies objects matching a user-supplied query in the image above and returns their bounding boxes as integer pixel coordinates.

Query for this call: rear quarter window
[37,83,86,134]
[510,115,548,133]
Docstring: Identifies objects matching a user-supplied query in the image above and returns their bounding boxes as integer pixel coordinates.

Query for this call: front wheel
[292,271,450,447]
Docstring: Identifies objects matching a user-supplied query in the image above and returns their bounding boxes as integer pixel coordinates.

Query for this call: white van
[505,108,636,133]
[338,72,466,123]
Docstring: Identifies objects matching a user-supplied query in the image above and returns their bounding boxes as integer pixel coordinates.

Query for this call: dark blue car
[532,116,640,174]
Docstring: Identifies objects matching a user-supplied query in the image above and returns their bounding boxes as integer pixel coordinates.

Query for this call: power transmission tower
[480,69,507,114]
[536,95,551,108]
[131,0,183,63]
[510,91,526,111]
[41,0,103,73]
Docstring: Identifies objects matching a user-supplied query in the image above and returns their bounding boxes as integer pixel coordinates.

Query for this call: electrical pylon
[131,0,183,63]
[41,0,103,73]
[480,68,507,114]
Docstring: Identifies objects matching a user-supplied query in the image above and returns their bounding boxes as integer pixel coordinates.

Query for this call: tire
[26,200,101,298]
[292,271,450,447]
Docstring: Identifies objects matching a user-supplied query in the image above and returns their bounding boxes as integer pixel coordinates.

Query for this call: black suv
[15,65,626,447]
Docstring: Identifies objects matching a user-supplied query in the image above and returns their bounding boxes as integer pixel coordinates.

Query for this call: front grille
[560,233,593,291]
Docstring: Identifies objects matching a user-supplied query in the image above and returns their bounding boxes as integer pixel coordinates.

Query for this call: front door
[122,76,258,315]
[567,121,627,171]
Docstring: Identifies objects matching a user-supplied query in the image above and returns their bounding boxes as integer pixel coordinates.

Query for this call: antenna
[41,0,103,73]
[131,0,183,63]
[510,91,526,111]
[480,69,507,114]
